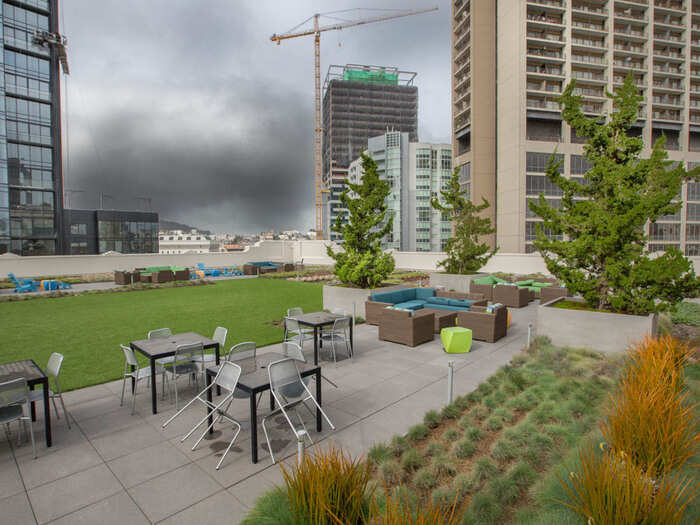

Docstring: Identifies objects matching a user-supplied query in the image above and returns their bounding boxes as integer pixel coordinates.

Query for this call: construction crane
[271,7,438,240]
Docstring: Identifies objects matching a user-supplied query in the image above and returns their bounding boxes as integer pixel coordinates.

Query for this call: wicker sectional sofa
[456,305,508,343]
[365,288,487,325]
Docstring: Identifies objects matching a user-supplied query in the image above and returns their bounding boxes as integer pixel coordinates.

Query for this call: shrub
[466,426,484,442]
[483,395,499,410]
[487,476,521,506]
[407,424,430,442]
[389,436,409,457]
[401,449,423,473]
[455,395,471,411]
[470,405,489,421]
[280,446,371,525]
[380,460,402,485]
[670,301,700,326]
[458,414,473,430]
[506,461,537,490]
[443,429,460,442]
[432,455,457,478]
[369,485,465,525]
[557,446,698,525]
[602,336,699,475]
[476,382,493,396]
[453,473,474,497]
[413,467,438,491]
[465,391,482,403]
[472,458,499,484]
[368,443,391,466]
[506,391,538,412]
[485,417,503,432]
[491,439,517,463]
[453,438,477,459]
[465,491,501,524]
[503,364,528,392]
[441,403,461,419]
[424,410,442,429]
[492,407,515,424]
[504,422,537,447]
[425,442,444,457]
[240,489,294,525]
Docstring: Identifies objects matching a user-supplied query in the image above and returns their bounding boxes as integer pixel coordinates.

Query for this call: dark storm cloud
[62,0,451,232]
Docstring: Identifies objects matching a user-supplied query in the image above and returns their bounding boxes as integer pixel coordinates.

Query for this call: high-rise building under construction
[322,64,418,240]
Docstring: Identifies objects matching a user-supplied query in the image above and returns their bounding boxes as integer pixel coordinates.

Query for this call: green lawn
[0,279,322,391]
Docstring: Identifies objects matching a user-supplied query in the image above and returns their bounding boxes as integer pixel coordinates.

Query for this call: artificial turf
[0,278,322,391]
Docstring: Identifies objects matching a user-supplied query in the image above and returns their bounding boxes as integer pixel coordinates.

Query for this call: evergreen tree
[430,167,497,274]
[530,75,700,314]
[327,154,395,288]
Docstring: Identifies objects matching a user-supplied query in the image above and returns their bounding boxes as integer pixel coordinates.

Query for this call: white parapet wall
[2,241,699,279]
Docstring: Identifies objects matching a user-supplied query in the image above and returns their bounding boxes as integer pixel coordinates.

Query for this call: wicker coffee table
[421,308,458,334]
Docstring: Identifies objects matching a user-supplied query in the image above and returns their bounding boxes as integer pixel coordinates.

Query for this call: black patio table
[130,332,220,415]
[292,312,353,365]
[0,359,51,447]
[205,352,322,464]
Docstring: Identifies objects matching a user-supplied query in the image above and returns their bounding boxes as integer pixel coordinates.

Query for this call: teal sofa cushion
[427,304,470,311]
[394,300,425,311]
[447,298,470,308]
[426,296,451,306]
[415,288,436,300]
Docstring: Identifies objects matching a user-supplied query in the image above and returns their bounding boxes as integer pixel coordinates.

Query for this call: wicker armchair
[378,309,435,347]
[153,269,174,284]
[470,283,493,301]
[456,305,508,343]
[114,271,132,285]
[493,285,530,308]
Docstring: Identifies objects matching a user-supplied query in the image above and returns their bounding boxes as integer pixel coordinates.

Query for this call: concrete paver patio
[0,303,536,524]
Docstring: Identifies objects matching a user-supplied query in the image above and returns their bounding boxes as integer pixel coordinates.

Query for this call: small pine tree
[430,167,497,274]
[530,74,700,314]
[327,154,395,288]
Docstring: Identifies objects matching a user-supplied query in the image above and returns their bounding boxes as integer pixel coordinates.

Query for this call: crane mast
[271,7,438,240]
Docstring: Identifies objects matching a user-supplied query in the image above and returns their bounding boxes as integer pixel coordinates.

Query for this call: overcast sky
[61,1,451,233]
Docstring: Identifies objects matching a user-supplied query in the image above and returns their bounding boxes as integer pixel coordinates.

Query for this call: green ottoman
[440,326,472,354]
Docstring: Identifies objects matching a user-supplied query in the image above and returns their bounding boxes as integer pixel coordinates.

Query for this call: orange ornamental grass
[601,335,699,476]
[280,446,372,525]
[557,446,698,525]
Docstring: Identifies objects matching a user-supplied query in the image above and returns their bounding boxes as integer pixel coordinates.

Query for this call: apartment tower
[322,64,418,240]
[1,0,64,255]
[452,0,700,256]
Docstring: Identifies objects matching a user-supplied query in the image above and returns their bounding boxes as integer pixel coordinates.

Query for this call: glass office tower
[0,0,62,255]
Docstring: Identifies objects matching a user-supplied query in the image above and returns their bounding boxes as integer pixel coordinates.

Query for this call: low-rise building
[63,209,159,255]
[158,229,210,254]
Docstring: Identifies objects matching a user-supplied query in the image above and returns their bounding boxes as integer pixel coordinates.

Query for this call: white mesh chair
[120,345,167,415]
[162,361,243,470]
[27,353,71,429]
[320,316,352,363]
[192,327,227,372]
[284,317,314,349]
[165,343,204,409]
[150,328,176,367]
[0,378,36,459]
[261,357,335,464]
[284,341,338,389]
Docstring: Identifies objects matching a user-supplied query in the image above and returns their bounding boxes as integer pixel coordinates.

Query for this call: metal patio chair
[149,328,176,367]
[320,316,352,363]
[163,361,243,470]
[165,343,204,410]
[0,377,36,459]
[192,326,227,372]
[261,357,334,464]
[28,353,71,429]
[120,345,167,415]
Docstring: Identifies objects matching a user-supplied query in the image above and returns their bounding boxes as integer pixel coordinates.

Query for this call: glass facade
[1,0,61,255]
[97,220,158,254]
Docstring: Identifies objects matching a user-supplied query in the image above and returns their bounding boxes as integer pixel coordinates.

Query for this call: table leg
[150,358,157,415]
[43,379,52,447]
[250,392,258,464]
[215,344,221,396]
[129,344,136,393]
[313,326,319,365]
[206,373,214,434]
[29,384,36,421]
[270,391,275,411]
[315,370,322,432]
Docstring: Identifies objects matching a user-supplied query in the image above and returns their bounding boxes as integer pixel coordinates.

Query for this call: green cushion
[515,279,534,286]
[532,281,553,288]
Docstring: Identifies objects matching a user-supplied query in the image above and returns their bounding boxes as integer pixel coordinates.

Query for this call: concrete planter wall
[322,283,412,319]
[536,297,658,354]
[429,272,486,294]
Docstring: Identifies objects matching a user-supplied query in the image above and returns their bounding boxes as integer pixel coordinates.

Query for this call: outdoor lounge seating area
[243,261,295,275]
[365,287,487,324]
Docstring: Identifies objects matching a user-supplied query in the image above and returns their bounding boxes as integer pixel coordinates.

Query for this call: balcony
[527,30,566,44]
[527,97,561,110]
[654,47,686,60]
[614,42,646,54]
[653,77,684,90]
[573,86,605,97]
[571,69,608,82]
[528,0,566,8]
[614,7,648,21]
[655,31,685,43]
[571,3,607,16]
[527,62,564,76]
[614,58,646,70]
[527,46,565,59]
[652,109,682,120]
[527,11,564,27]
[572,19,607,32]
[571,52,607,65]
[581,102,605,113]
[654,14,685,27]
[615,25,647,39]
[527,79,563,93]
[571,36,606,48]
[653,62,685,75]
[652,94,683,106]
[653,0,685,11]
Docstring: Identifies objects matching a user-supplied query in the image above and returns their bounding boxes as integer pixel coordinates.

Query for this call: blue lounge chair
[8,273,38,293]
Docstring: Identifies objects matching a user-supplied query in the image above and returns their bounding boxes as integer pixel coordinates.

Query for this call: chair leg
[131,379,138,415]
[216,422,241,470]
[26,418,36,459]
[120,376,127,407]
[58,394,71,429]
[51,396,60,420]
[261,415,276,464]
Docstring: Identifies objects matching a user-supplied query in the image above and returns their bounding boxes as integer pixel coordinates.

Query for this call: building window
[526,118,561,142]
[526,197,561,217]
[440,150,452,170]
[70,241,88,255]
[688,183,700,201]
[651,128,679,150]
[686,244,700,256]
[526,152,564,173]
[386,133,400,148]
[687,223,700,241]
[687,203,700,221]
[526,221,562,241]
[70,223,87,235]
[459,162,471,184]
[526,175,563,196]
[570,155,593,175]
[649,243,680,253]
[649,222,680,241]
[416,149,430,169]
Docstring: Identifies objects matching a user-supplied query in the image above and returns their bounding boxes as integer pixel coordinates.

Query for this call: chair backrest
[213,327,227,349]
[46,352,64,378]
[284,317,301,332]
[227,342,256,362]
[331,307,345,315]
[282,342,306,363]
[0,377,29,407]
[173,343,203,374]
[333,316,351,331]
[7,273,19,285]
[213,361,242,393]
[120,344,139,367]
[268,358,306,400]
[287,307,304,317]
[148,328,172,339]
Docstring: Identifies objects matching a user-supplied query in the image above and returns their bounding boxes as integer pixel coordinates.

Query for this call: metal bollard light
[527,323,533,348]
[447,361,455,404]
[297,431,305,465]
